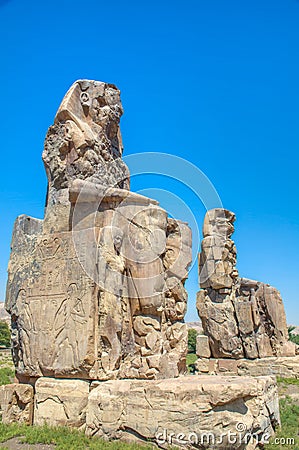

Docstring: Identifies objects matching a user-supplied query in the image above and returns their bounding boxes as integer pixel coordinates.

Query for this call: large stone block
[86,375,279,448]
[237,355,299,378]
[196,335,210,358]
[0,383,34,425]
[34,377,90,427]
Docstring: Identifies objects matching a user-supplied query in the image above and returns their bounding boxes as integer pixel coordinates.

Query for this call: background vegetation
[265,378,299,449]
[288,326,299,346]
[0,322,10,348]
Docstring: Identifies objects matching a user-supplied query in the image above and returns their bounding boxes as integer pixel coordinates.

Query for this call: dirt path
[0,438,55,450]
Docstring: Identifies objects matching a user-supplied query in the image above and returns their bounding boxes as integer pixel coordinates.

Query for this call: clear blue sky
[0,0,298,323]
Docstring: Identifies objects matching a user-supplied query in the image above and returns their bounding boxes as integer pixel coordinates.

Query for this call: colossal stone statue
[197,208,296,361]
[5,80,192,381]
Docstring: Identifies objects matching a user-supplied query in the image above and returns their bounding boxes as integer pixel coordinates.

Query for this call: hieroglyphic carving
[7,232,96,378]
[54,283,87,369]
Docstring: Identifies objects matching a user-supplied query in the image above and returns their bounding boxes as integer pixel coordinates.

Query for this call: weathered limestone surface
[34,378,89,427]
[5,80,192,381]
[0,383,34,425]
[85,375,279,448]
[196,355,299,378]
[197,208,296,360]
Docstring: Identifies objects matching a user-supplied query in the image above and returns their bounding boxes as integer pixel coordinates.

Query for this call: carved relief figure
[15,289,36,370]
[54,283,86,368]
[97,226,129,375]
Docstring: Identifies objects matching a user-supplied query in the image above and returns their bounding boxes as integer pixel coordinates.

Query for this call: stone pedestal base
[196,355,299,378]
[0,375,280,449]
[86,375,279,448]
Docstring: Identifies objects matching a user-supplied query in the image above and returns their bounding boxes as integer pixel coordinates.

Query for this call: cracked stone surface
[196,208,297,360]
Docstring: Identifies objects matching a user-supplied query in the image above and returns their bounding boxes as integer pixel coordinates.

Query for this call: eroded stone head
[203,208,235,238]
[42,80,129,192]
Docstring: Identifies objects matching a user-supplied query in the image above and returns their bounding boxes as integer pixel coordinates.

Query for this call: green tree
[288,325,295,338]
[188,328,197,354]
[0,321,11,347]
[288,326,299,345]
